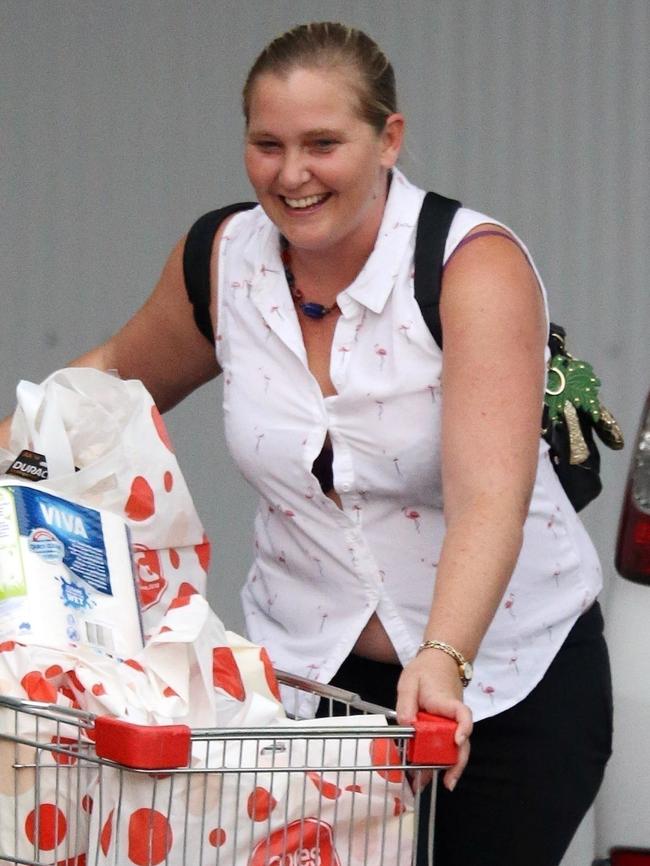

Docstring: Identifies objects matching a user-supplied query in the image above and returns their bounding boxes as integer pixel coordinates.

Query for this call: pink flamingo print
[398,323,412,342]
[269,304,284,319]
[540,622,553,641]
[260,264,279,277]
[478,683,496,704]
[255,432,265,453]
[312,557,324,577]
[319,612,329,633]
[277,551,289,571]
[375,400,384,420]
[352,503,362,522]
[374,344,388,370]
[504,592,516,618]
[305,487,315,500]
[402,507,421,533]
[393,457,402,476]
[509,656,519,675]
[552,566,561,587]
[427,384,439,403]
[282,508,295,518]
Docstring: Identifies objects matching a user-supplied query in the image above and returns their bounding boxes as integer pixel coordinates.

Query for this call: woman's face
[244,66,403,256]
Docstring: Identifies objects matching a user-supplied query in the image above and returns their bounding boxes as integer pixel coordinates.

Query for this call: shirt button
[341,482,351,493]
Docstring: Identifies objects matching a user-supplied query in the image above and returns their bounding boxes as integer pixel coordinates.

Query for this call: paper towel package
[0,478,143,657]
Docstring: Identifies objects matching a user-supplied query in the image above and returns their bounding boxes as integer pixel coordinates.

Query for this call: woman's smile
[281,192,332,211]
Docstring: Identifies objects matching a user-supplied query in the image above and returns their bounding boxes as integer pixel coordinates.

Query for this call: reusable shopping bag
[2,367,211,636]
[87,714,416,866]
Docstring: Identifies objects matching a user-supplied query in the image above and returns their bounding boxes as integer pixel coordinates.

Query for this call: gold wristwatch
[417,639,474,687]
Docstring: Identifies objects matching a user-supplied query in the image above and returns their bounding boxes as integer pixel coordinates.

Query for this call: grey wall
[1,1,649,861]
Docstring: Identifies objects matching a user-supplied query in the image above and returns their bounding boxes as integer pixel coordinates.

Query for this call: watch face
[462,661,473,682]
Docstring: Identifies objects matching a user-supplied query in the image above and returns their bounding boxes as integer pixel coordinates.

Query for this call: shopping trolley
[0,669,457,866]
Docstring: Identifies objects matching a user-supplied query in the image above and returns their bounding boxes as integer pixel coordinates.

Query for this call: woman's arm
[0,232,221,450]
[74,234,220,410]
[396,228,547,788]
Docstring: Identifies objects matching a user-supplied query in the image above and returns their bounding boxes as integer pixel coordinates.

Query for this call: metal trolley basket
[0,670,456,866]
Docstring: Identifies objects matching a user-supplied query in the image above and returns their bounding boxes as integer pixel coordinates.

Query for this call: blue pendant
[301,302,328,319]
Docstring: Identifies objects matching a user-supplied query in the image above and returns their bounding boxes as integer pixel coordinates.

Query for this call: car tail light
[615,391,650,584]
[609,849,650,865]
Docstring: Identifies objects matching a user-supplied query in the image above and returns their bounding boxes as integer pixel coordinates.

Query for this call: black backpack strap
[413,191,462,350]
[183,201,257,343]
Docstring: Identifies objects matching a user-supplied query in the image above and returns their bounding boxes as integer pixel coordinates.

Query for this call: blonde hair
[242,22,397,133]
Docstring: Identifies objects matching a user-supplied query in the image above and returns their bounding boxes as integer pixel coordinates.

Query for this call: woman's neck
[288,235,373,295]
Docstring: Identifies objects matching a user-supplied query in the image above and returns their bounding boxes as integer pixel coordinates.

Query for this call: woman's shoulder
[444,206,511,260]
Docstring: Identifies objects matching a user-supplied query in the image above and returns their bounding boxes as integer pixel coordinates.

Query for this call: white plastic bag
[88,715,415,866]
[4,368,211,636]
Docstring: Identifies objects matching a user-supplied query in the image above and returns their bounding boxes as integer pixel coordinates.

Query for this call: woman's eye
[311,139,338,152]
[255,140,281,152]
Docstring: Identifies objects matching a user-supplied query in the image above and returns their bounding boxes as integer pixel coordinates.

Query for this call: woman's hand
[396,650,473,792]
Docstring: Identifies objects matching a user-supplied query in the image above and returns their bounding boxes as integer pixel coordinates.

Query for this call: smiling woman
[0,19,612,866]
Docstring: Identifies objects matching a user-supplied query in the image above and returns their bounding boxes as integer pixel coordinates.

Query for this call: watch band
[417,639,473,687]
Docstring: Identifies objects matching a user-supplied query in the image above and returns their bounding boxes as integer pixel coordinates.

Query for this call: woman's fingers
[443,702,473,790]
[395,670,420,725]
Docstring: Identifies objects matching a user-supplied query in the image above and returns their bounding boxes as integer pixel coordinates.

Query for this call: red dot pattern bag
[86,715,415,866]
[5,367,211,637]
[0,594,285,864]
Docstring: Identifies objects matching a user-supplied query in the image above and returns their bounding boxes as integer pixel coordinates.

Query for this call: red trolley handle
[94,717,192,770]
[407,711,458,766]
[93,710,458,771]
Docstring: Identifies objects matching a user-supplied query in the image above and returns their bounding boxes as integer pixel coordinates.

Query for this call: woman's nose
[278,149,311,189]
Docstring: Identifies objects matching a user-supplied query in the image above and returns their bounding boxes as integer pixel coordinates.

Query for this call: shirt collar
[341,169,425,315]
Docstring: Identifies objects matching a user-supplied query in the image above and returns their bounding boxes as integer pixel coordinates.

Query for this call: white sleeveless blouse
[215,169,602,720]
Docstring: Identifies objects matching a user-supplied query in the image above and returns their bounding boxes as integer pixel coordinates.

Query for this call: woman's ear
[380,113,405,168]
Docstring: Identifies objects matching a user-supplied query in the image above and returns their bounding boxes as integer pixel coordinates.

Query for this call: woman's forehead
[247,66,363,123]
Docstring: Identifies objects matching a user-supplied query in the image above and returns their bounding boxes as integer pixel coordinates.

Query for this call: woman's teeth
[284,194,327,209]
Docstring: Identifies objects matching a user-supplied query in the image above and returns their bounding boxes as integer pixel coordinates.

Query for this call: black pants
[318,602,612,866]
